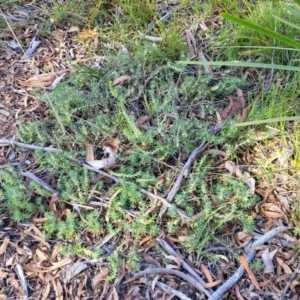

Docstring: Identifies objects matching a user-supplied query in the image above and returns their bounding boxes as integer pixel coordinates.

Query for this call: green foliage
[183,175,258,256]
[107,250,123,281]
[250,258,264,273]
[126,250,140,272]
[58,242,103,259]
[0,167,43,221]
[3,46,258,265]
[221,0,300,50]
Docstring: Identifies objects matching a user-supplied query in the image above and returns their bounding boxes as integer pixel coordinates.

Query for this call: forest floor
[0,1,300,299]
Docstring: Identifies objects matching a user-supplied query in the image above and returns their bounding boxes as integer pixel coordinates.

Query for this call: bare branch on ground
[280,263,300,300]
[208,226,292,300]
[158,141,209,220]
[156,238,212,295]
[156,281,193,300]
[123,267,211,297]
[0,139,191,222]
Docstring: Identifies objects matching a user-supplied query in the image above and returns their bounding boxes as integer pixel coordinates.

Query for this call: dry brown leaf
[113,75,133,86]
[0,271,8,280]
[124,287,140,300]
[10,275,26,298]
[224,161,255,193]
[219,99,233,120]
[200,263,213,283]
[68,26,79,33]
[224,160,236,175]
[138,235,154,246]
[62,262,88,284]
[233,88,246,115]
[235,285,245,300]
[84,143,95,162]
[6,256,14,267]
[177,236,191,242]
[224,160,242,177]
[26,257,72,273]
[18,70,69,88]
[76,28,98,40]
[110,287,119,300]
[276,257,292,274]
[53,278,63,300]
[86,139,119,169]
[219,89,246,120]
[71,55,107,65]
[93,267,109,289]
[264,211,284,218]
[35,248,48,262]
[140,253,161,267]
[202,279,222,288]
[41,282,50,300]
[203,149,227,157]
[52,29,67,41]
[258,279,271,287]
[87,146,115,169]
[242,107,248,122]
[199,22,208,31]
[261,203,284,219]
[280,233,300,244]
[165,256,182,267]
[103,139,120,151]
[136,115,151,126]
[240,255,261,290]
[0,236,9,255]
[261,248,277,273]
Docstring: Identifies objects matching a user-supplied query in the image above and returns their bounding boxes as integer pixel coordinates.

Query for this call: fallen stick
[156,281,193,300]
[280,263,300,300]
[208,226,292,300]
[158,141,209,220]
[156,238,212,295]
[137,30,162,42]
[0,139,191,222]
[123,267,211,297]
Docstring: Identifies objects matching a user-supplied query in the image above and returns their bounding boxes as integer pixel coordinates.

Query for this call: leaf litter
[0,1,300,300]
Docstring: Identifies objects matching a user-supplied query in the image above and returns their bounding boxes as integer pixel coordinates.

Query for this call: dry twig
[0,139,191,222]
[280,263,300,300]
[208,226,292,300]
[123,267,211,297]
[156,238,212,295]
[156,281,193,300]
[158,141,209,220]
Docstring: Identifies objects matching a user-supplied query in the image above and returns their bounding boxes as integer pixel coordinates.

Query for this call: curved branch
[208,226,292,300]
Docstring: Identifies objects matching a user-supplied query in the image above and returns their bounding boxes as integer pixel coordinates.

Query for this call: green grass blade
[293,0,300,7]
[240,49,274,55]
[273,15,300,31]
[225,46,300,51]
[282,3,300,20]
[221,13,300,49]
[235,116,300,127]
[177,60,300,71]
